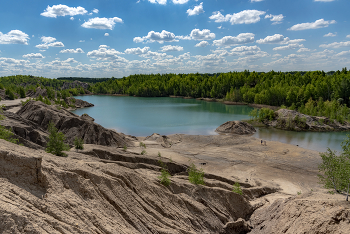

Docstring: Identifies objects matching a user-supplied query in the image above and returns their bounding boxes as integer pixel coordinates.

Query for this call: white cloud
[133,30,178,44]
[265,14,284,25]
[41,4,87,18]
[334,50,350,57]
[160,45,183,52]
[256,34,305,44]
[104,33,109,36]
[36,36,64,49]
[70,17,74,21]
[0,30,29,45]
[187,2,204,16]
[81,17,123,30]
[93,9,99,14]
[190,29,215,40]
[22,53,45,59]
[173,0,190,4]
[347,35,350,39]
[59,48,84,53]
[209,10,265,25]
[251,0,264,2]
[320,41,350,48]
[148,0,167,5]
[79,40,85,43]
[297,48,311,52]
[314,0,335,2]
[231,45,260,53]
[288,19,336,31]
[125,47,150,55]
[87,45,125,61]
[41,36,56,44]
[195,41,209,47]
[213,33,255,47]
[324,32,336,37]
[273,43,304,51]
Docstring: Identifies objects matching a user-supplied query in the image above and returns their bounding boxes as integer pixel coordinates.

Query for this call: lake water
[72,95,350,152]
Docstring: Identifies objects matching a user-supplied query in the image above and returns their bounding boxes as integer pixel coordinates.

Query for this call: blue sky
[0,0,349,78]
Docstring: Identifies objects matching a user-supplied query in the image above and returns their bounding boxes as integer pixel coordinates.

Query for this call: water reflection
[254,127,350,152]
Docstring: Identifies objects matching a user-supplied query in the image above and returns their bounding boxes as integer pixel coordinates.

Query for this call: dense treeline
[57,77,112,83]
[89,69,350,106]
[2,69,350,122]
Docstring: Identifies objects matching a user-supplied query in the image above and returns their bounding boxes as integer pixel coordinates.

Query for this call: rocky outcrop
[216,121,256,135]
[249,192,350,234]
[65,97,94,109]
[1,101,132,148]
[0,139,254,234]
[266,109,350,131]
[62,80,89,90]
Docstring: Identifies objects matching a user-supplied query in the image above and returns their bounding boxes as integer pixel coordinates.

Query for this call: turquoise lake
[72,95,350,152]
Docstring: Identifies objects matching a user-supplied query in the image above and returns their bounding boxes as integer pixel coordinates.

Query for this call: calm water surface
[72,95,350,152]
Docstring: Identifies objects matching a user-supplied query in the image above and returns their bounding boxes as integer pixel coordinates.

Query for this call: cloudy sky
[0,0,349,78]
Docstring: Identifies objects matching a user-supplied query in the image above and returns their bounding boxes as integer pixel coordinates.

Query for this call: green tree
[19,87,26,98]
[46,122,70,156]
[318,136,350,200]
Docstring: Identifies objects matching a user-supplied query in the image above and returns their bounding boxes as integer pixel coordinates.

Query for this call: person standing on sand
[261,140,263,145]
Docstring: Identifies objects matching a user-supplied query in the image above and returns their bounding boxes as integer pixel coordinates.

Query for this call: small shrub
[74,137,84,151]
[123,145,127,151]
[141,150,147,155]
[46,122,70,157]
[139,142,146,148]
[21,98,32,106]
[232,182,243,195]
[297,191,302,195]
[158,158,171,186]
[188,163,205,185]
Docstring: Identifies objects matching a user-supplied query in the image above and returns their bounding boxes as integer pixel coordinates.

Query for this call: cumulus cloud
[288,19,336,31]
[297,48,311,52]
[324,32,336,37]
[22,53,45,59]
[190,29,215,41]
[195,41,209,47]
[160,45,183,52]
[265,14,284,25]
[87,45,125,61]
[148,0,167,4]
[70,17,74,20]
[320,41,350,48]
[209,10,265,25]
[334,50,350,57]
[104,33,109,36]
[133,30,178,44]
[173,0,190,4]
[213,33,255,47]
[256,34,305,44]
[41,4,87,18]
[187,2,204,16]
[81,17,123,30]
[347,35,350,39]
[92,9,99,14]
[59,48,84,53]
[36,36,64,49]
[273,43,304,51]
[125,47,150,55]
[0,30,29,45]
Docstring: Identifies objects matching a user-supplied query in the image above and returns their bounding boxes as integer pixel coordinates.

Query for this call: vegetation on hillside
[319,135,350,201]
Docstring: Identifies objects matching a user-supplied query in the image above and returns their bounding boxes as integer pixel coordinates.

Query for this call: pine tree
[46,122,70,156]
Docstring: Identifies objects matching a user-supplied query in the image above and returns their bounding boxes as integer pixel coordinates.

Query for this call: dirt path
[0,97,29,113]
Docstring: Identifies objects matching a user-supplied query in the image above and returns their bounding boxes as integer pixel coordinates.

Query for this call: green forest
[1,68,350,122]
